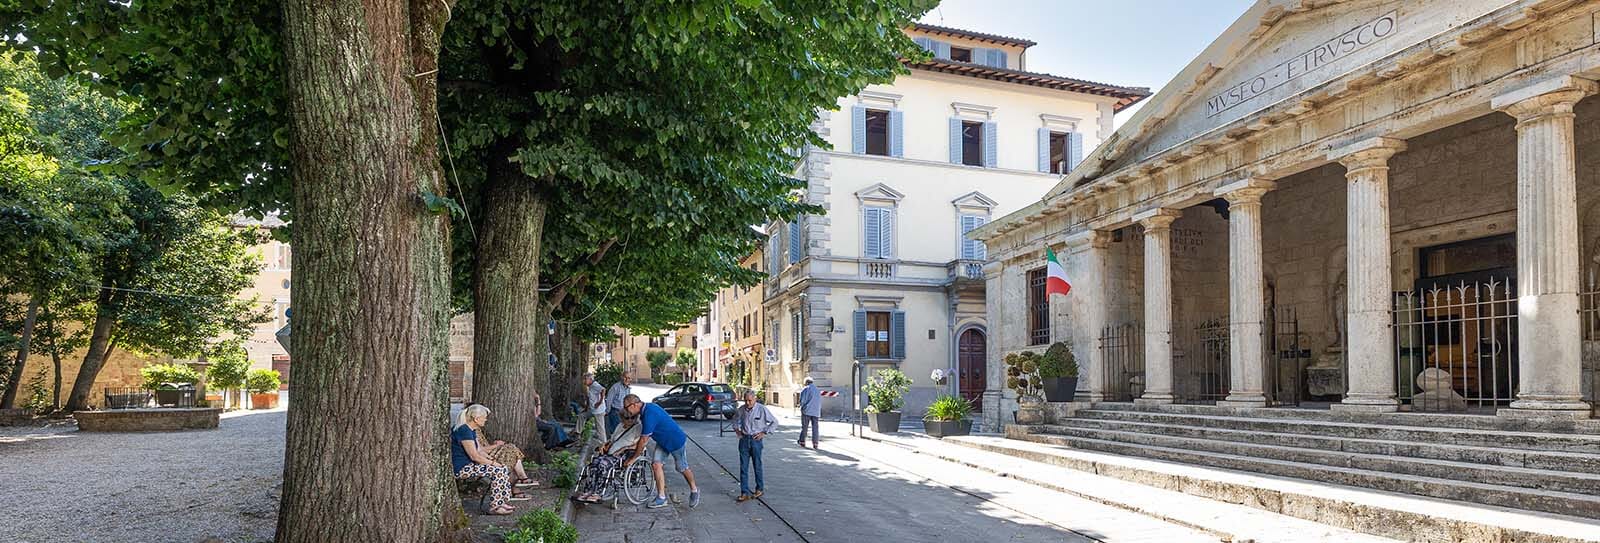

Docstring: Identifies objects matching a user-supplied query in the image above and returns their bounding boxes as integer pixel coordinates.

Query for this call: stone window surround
[954,192,996,262]
[857,90,903,109]
[858,183,903,261]
[1039,113,1081,132]
[853,294,903,310]
[951,102,997,121]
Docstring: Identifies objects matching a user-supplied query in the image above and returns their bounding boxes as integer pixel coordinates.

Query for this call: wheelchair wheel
[623,457,654,505]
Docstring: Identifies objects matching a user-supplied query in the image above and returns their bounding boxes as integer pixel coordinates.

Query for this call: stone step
[1011,429,1600,519]
[941,433,1600,543]
[1041,423,1600,495]
[1071,408,1600,453]
[1089,401,1600,435]
[1054,418,1600,474]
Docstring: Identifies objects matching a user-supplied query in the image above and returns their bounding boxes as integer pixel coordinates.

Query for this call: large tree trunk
[1,295,41,408]
[276,0,462,541]
[469,145,549,455]
[64,289,117,412]
[546,315,574,423]
[45,308,61,411]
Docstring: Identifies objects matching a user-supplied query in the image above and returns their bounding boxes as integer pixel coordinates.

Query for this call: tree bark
[469,143,549,456]
[276,0,462,541]
[64,287,117,412]
[45,308,61,411]
[1,294,40,408]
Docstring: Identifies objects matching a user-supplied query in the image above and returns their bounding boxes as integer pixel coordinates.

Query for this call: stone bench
[74,408,222,432]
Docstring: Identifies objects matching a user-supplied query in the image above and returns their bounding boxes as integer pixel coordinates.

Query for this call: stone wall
[11,341,168,410]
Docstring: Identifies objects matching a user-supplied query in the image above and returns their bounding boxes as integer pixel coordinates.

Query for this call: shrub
[205,347,251,390]
[24,367,50,412]
[923,394,972,422]
[660,373,683,386]
[548,450,580,490]
[140,363,201,390]
[862,368,911,413]
[1038,341,1078,378]
[245,368,281,394]
[504,508,577,543]
[1003,352,1043,401]
[592,362,622,388]
[646,350,670,376]
[674,348,695,368]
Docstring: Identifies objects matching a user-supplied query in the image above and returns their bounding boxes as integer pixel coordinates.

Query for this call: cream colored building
[713,249,772,400]
[766,23,1148,417]
[597,328,678,383]
[235,216,292,376]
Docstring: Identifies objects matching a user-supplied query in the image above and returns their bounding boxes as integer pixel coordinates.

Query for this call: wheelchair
[574,453,655,509]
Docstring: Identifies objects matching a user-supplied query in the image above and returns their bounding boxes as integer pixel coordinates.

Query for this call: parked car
[652,382,737,421]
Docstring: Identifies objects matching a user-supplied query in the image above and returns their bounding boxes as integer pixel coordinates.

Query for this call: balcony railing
[862,261,895,279]
[946,259,984,281]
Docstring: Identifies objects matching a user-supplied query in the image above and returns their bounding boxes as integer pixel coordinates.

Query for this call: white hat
[804,376,814,384]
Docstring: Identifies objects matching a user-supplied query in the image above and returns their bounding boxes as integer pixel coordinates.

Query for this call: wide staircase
[944,402,1600,542]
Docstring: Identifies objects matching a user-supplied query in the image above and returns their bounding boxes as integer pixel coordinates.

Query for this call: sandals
[509,491,532,501]
[514,479,539,488]
[488,505,516,516]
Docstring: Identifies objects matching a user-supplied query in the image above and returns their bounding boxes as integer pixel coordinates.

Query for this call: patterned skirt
[489,443,524,467]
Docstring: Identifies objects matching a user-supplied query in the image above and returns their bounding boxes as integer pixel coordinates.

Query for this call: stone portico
[974,0,1600,429]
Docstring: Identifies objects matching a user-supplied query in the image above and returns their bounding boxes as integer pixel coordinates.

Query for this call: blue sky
[919,0,1255,125]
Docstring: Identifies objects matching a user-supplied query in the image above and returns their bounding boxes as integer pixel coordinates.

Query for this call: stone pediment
[951,191,998,210]
[1044,0,1510,198]
[855,182,906,204]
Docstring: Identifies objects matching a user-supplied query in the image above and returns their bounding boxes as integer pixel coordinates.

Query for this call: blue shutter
[1037,128,1051,172]
[863,208,882,259]
[890,310,907,360]
[853,310,867,359]
[982,121,998,168]
[789,217,803,264]
[960,215,982,259]
[992,49,1008,69]
[933,41,951,60]
[770,225,783,271]
[913,37,935,54]
[879,208,894,259]
[1067,132,1084,171]
[888,109,904,157]
[791,311,802,360]
[948,117,963,164]
[851,105,866,154]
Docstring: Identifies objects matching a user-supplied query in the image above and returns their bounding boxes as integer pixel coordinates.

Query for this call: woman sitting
[452,404,530,515]
[465,403,540,489]
[572,413,643,503]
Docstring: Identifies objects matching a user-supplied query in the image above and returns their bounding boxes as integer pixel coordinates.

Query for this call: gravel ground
[0,408,285,543]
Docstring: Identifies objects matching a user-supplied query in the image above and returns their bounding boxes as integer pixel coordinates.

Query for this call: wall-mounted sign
[1206,10,1398,117]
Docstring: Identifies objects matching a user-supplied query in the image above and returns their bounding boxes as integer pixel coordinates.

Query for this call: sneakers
[648,496,669,508]
[751,490,763,499]
[736,494,752,503]
[689,491,701,508]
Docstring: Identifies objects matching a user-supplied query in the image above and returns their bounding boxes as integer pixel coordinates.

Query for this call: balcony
[862,261,896,279]
[946,259,985,281]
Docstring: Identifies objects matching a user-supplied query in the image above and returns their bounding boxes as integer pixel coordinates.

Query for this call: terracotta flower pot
[251,393,279,410]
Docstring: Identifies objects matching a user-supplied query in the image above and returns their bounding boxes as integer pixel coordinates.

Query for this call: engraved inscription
[1206,10,1399,117]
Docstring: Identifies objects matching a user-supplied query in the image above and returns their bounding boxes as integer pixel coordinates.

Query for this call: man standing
[577,373,609,443]
[797,376,821,449]
[622,394,700,509]
[733,390,779,502]
[605,371,631,435]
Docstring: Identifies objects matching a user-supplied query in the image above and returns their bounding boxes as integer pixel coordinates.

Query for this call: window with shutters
[1049,132,1070,174]
[649,337,665,349]
[961,121,984,167]
[863,108,889,156]
[960,215,987,260]
[1028,267,1049,346]
[865,311,891,358]
[949,46,973,63]
[790,310,802,361]
[771,320,781,355]
[863,206,894,259]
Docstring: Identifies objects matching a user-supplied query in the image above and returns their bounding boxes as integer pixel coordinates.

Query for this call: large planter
[107,392,150,409]
[1042,377,1079,402]
[866,411,901,433]
[923,419,971,438]
[154,389,194,408]
[1014,397,1046,425]
[250,393,279,410]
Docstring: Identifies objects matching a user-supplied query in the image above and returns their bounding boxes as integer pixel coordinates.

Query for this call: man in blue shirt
[797,376,822,449]
[621,394,700,509]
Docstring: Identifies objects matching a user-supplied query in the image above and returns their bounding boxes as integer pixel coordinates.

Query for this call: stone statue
[1329,270,1346,350]
[1412,367,1467,412]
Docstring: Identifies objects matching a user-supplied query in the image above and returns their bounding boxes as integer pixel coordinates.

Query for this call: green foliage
[1004,352,1044,401]
[245,368,281,394]
[204,344,251,390]
[646,350,671,375]
[673,348,695,369]
[923,394,972,422]
[862,368,911,413]
[23,367,49,412]
[140,363,199,390]
[547,450,580,490]
[1039,342,1078,378]
[592,362,622,389]
[660,373,684,386]
[505,508,577,543]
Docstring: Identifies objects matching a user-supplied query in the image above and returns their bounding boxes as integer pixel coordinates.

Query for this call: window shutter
[890,310,907,360]
[853,310,867,359]
[961,215,987,260]
[863,208,882,259]
[982,121,998,168]
[770,225,783,271]
[888,109,904,157]
[851,105,866,154]
[992,49,1008,68]
[948,117,963,164]
[879,208,895,259]
[789,217,803,264]
[1068,132,1084,171]
[791,311,802,360]
[1037,128,1051,172]
[933,40,951,60]
[913,37,935,54]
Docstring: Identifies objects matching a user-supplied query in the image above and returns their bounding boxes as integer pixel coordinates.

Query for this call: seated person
[533,391,575,450]
[451,404,531,516]
[463,403,539,489]
[571,413,643,503]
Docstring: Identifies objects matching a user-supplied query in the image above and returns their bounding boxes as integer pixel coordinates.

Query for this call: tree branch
[545,237,617,309]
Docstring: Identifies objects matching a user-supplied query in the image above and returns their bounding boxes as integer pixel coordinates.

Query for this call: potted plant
[1004,352,1046,424]
[141,363,201,407]
[1039,341,1079,402]
[862,368,911,433]
[922,394,973,437]
[246,368,282,409]
[205,347,251,410]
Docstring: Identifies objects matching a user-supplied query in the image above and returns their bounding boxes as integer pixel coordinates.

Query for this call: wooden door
[958,329,986,410]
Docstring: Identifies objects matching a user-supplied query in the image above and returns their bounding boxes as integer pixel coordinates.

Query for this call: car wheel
[693,404,707,421]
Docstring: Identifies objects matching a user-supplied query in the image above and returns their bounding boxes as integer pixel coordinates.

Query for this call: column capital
[1492,75,1597,126]
[1214,178,1277,206]
[1063,229,1112,252]
[1330,137,1407,171]
[1133,208,1183,232]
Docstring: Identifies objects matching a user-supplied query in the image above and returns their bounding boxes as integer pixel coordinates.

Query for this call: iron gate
[1098,323,1145,402]
[1267,306,1307,406]
[1392,278,1518,410]
[1175,317,1230,404]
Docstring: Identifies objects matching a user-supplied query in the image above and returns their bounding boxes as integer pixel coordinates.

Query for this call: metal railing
[1175,317,1230,404]
[1098,323,1144,402]
[103,387,151,410]
[1581,288,1600,410]
[1268,306,1307,406]
[1392,279,1517,410]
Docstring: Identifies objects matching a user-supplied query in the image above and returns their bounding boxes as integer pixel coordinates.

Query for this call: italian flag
[1046,247,1072,296]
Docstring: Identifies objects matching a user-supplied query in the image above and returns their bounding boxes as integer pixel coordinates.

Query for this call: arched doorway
[958,329,986,410]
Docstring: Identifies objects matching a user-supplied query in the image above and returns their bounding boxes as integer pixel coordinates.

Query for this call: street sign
[547,321,556,335]
[548,353,558,370]
[764,348,776,363]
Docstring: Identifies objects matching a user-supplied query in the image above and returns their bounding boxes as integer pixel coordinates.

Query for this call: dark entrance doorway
[958,329,986,410]
[1395,234,1518,408]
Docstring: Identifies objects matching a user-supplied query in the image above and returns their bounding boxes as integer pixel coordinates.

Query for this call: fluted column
[1135,208,1182,405]
[1066,230,1112,402]
[1492,76,1596,419]
[1215,179,1275,407]
[1329,137,1406,413]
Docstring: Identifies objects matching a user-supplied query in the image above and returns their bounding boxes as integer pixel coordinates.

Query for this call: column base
[1329,401,1399,413]
[1500,397,1593,420]
[1076,391,1105,403]
[1134,394,1175,405]
[1218,392,1266,408]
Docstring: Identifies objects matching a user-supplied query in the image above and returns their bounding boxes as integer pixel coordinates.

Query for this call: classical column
[1492,76,1597,419]
[1134,208,1182,405]
[1329,137,1406,413]
[1215,178,1276,407]
[1065,229,1112,402]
